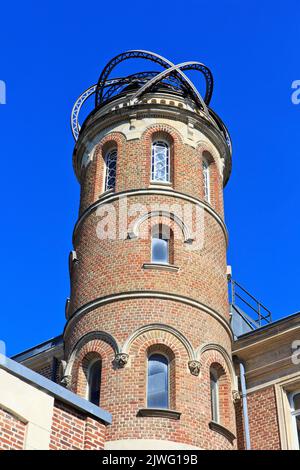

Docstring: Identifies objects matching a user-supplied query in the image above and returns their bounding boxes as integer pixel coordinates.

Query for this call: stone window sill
[209,421,236,443]
[137,408,181,420]
[149,182,173,189]
[142,263,179,272]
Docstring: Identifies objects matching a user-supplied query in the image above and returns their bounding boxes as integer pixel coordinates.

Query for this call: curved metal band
[71,51,215,142]
[130,61,209,114]
[71,84,97,141]
[95,50,213,108]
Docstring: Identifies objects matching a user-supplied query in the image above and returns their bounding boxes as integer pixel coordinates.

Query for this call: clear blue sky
[1,1,299,356]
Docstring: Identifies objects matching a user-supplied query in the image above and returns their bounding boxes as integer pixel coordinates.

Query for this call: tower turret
[63,50,236,450]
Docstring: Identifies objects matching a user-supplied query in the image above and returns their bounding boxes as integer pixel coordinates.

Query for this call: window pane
[210,371,219,422]
[294,393,300,411]
[105,149,117,191]
[88,360,101,405]
[147,354,169,409]
[152,141,169,182]
[152,237,168,263]
[202,160,210,202]
[296,415,300,449]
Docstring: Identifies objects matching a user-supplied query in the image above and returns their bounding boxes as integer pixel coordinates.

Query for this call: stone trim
[64,331,120,376]
[64,293,233,340]
[246,371,300,395]
[137,408,181,420]
[142,263,179,273]
[72,187,228,246]
[132,209,193,243]
[209,421,236,443]
[275,377,300,450]
[122,323,195,362]
[114,353,129,368]
[0,354,112,426]
[188,360,201,376]
[197,342,237,386]
[73,98,231,184]
[105,439,201,450]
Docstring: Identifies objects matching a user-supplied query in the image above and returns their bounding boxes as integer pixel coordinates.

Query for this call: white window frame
[202,159,210,203]
[289,391,300,450]
[210,369,220,423]
[146,352,170,409]
[104,148,117,192]
[86,358,102,405]
[151,140,170,183]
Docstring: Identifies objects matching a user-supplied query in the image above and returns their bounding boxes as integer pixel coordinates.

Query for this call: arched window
[202,159,210,203]
[290,391,300,449]
[210,368,219,423]
[147,353,169,409]
[151,224,172,264]
[87,359,102,405]
[104,148,117,191]
[151,141,170,183]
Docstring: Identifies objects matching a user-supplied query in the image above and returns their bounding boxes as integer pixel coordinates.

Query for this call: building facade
[1,51,300,450]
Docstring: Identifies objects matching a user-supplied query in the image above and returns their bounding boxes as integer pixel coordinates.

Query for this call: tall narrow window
[147,354,169,409]
[290,392,300,449]
[87,359,102,405]
[104,148,117,191]
[151,224,170,264]
[151,141,170,182]
[202,159,210,203]
[210,369,219,423]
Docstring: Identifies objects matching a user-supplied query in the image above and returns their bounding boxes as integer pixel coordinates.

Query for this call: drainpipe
[239,361,251,450]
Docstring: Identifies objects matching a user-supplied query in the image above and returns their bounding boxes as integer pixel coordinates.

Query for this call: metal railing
[229,279,272,327]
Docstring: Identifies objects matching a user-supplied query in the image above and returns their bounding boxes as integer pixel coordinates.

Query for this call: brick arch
[141,123,184,146]
[131,210,192,243]
[141,123,184,187]
[200,349,236,434]
[80,351,102,404]
[93,132,126,198]
[196,141,223,213]
[196,343,236,386]
[128,328,190,411]
[123,324,195,361]
[66,330,119,374]
[70,338,115,401]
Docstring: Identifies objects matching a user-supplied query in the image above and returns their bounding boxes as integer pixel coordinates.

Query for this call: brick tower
[63,51,237,450]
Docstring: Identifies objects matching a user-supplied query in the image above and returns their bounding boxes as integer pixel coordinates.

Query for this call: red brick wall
[235,400,246,450]
[49,401,106,450]
[247,386,281,450]
[64,112,234,449]
[78,126,224,219]
[0,407,26,450]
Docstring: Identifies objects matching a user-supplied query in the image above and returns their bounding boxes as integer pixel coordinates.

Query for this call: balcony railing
[229,279,272,334]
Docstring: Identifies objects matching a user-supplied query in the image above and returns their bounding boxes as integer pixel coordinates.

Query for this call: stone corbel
[187,117,197,139]
[60,374,72,389]
[127,231,137,240]
[232,390,241,403]
[129,113,137,130]
[115,353,129,368]
[188,360,201,376]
